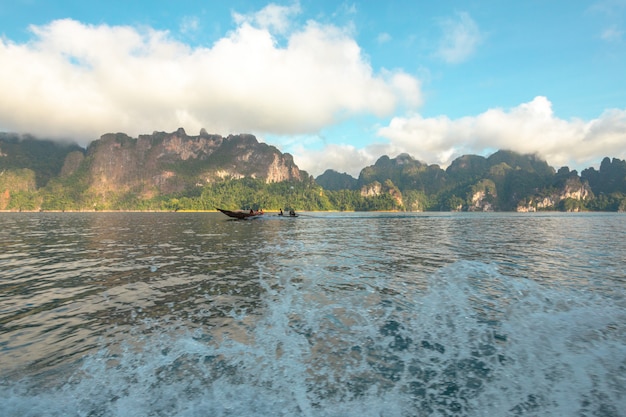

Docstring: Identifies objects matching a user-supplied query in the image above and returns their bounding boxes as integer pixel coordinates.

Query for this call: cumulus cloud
[291,97,626,177]
[232,2,301,35]
[375,96,626,172]
[0,7,420,143]
[291,142,377,178]
[435,11,482,64]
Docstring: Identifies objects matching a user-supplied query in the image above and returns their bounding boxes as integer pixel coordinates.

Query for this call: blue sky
[1,0,625,176]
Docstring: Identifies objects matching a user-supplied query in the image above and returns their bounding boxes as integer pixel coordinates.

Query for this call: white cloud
[292,142,377,178]
[376,96,626,171]
[376,32,392,44]
[436,11,482,64]
[601,25,624,41]
[180,16,200,36]
[589,1,626,43]
[0,13,421,143]
[232,2,301,35]
[589,0,626,15]
[291,97,626,177]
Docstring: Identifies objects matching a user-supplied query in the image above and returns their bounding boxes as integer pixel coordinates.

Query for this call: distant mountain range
[316,151,626,211]
[1,129,625,212]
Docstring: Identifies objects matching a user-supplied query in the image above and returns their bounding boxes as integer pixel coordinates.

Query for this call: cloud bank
[0,9,420,142]
[373,96,626,174]
[296,97,626,177]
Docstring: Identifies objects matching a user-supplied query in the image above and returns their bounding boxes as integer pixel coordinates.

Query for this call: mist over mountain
[0,133,83,187]
[1,129,625,212]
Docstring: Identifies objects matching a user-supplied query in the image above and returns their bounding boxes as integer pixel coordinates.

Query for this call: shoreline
[1,209,623,214]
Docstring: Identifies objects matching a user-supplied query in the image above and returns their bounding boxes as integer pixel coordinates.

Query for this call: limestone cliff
[0,168,37,210]
[81,128,303,199]
[516,177,593,212]
[360,179,404,208]
[467,179,497,212]
[3,130,625,211]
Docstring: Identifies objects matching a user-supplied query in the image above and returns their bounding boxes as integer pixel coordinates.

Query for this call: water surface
[1,212,625,416]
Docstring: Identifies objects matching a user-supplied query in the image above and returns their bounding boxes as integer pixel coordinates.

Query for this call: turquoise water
[1,212,625,416]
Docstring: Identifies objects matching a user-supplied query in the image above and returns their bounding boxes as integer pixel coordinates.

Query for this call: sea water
[0,212,624,416]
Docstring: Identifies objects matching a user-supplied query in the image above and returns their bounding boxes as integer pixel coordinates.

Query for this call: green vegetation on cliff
[2,132,626,212]
[0,133,83,187]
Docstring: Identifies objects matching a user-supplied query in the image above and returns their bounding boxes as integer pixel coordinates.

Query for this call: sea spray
[2,259,626,416]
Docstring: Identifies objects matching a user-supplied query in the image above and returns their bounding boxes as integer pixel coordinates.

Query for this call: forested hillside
[2,131,625,212]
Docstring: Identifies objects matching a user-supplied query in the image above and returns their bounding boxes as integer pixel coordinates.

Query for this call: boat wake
[2,260,625,417]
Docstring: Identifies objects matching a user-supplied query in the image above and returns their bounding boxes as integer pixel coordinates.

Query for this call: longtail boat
[217,208,264,219]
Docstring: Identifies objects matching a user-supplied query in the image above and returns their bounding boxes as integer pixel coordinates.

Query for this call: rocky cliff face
[360,180,404,208]
[467,179,497,212]
[516,177,593,212]
[0,168,37,210]
[82,128,303,198]
[3,130,625,212]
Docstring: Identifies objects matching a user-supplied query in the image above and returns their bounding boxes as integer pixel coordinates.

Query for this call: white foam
[2,260,624,416]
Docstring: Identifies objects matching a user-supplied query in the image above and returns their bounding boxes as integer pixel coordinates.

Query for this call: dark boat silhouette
[217,208,264,219]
